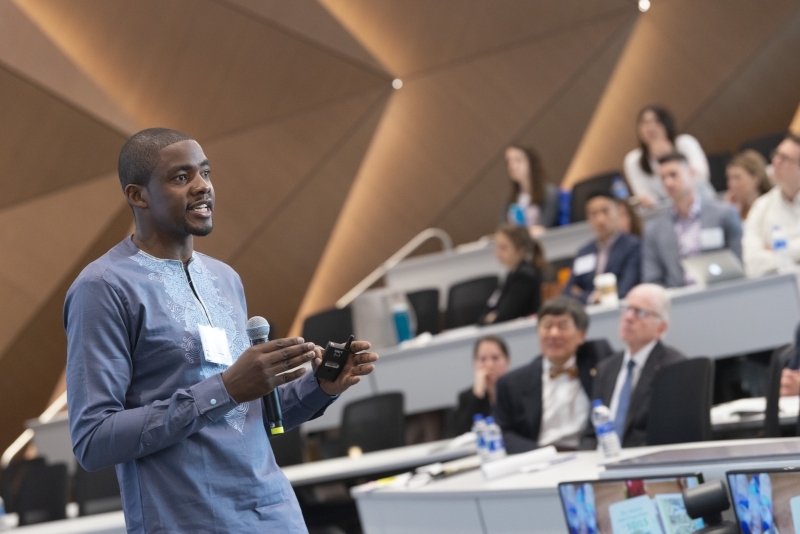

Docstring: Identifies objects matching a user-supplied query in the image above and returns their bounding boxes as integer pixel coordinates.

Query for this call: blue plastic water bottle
[558,188,572,226]
[611,175,629,199]
[508,203,526,226]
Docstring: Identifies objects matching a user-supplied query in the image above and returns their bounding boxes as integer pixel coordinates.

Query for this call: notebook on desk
[558,474,704,534]
[726,467,800,534]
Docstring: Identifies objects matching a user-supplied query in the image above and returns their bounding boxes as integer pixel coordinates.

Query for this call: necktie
[613,360,636,441]
[549,365,579,380]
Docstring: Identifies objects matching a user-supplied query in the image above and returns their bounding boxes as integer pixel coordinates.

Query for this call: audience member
[580,284,686,449]
[779,323,800,398]
[564,192,641,303]
[624,105,712,207]
[493,297,602,453]
[615,197,643,237]
[479,224,544,325]
[452,336,511,435]
[742,133,800,276]
[724,149,771,220]
[643,152,742,287]
[503,145,560,235]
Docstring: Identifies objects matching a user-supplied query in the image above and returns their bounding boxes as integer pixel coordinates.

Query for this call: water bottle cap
[472,414,484,422]
[485,416,495,424]
[592,399,603,407]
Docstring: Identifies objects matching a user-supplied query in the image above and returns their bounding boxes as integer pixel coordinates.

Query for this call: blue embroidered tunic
[64,237,333,533]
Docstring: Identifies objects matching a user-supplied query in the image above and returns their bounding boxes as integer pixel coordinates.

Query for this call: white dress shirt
[539,356,590,449]
[743,186,800,276]
[609,340,658,421]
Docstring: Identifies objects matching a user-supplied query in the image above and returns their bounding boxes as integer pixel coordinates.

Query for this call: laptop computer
[558,474,704,534]
[681,249,745,286]
[726,467,800,534]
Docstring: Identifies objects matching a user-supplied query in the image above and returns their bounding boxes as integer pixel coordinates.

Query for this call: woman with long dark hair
[479,224,546,325]
[623,105,711,207]
[503,145,560,234]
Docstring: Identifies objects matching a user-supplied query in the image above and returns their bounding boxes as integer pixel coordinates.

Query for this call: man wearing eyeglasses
[743,132,800,276]
[580,284,685,449]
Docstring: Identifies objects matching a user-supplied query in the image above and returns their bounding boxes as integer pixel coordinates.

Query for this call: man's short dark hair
[118,128,193,189]
[537,296,589,332]
[656,152,689,166]
[784,132,800,147]
[585,190,616,208]
[473,335,510,359]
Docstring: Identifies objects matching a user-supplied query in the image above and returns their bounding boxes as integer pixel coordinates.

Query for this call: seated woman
[503,145,559,236]
[615,197,643,237]
[623,105,712,207]
[452,335,511,435]
[724,149,771,220]
[479,224,545,325]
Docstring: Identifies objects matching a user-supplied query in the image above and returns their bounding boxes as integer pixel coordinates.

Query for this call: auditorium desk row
[304,271,800,432]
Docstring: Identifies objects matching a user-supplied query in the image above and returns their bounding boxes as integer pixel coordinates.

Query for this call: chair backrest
[15,462,68,525]
[706,152,732,193]
[406,288,440,335]
[764,344,794,438]
[570,171,626,223]
[0,457,46,514]
[73,464,122,516]
[738,132,785,162]
[445,276,498,329]
[578,338,614,363]
[341,392,405,453]
[270,427,305,467]
[302,307,353,347]
[646,358,714,446]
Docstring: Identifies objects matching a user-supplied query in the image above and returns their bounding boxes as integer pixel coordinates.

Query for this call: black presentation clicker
[314,335,354,382]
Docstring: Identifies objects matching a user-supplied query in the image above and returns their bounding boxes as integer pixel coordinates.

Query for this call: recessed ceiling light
[392,79,403,90]
[638,0,651,12]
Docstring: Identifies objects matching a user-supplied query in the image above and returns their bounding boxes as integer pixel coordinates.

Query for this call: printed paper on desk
[700,227,724,250]
[573,253,598,276]
[791,495,800,532]
[608,495,662,534]
[198,324,233,366]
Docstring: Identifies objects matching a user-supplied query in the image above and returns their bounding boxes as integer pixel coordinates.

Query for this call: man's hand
[780,368,800,397]
[312,341,378,396]
[221,338,317,403]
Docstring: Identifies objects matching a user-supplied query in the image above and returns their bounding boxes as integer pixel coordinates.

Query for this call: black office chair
[763,344,794,438]
[407,288,440,335]
[570,171,627,223]
[73,464,122,516]
[706,152,732,193]
[270,427,305,467]
[302,307,353,347]
[341,392,405,454]
[0,457,46,514]
[15,462,68,525]
[444,276,498,329]
[738,132,785,162]
[646,358,714,445]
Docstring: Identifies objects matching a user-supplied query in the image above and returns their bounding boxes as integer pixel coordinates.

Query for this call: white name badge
[573,253,598,276]
[700,227,725,250]
[198,324,233,366]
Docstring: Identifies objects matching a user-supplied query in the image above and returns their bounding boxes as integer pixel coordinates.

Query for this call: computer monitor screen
[558,474,704,534]
[727,468,800,534]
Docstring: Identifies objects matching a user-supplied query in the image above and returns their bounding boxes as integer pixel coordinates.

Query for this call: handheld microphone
[246,316,284,436]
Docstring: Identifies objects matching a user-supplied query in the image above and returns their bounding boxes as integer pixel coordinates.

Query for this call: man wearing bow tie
[494,297,610,453]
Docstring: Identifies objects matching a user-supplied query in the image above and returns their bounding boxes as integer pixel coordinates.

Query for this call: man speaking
[64,128,378,533]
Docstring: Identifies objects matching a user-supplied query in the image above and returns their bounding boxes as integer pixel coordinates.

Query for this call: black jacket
[452,388,492,436]
[579,341,686,449]
[493,340,611,454]
[479,262,541,325]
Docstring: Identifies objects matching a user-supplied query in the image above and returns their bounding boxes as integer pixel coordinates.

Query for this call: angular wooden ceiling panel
[295,11,634,321]
[196,87,390,261]
[16,0,390,140]
[222,0,386,73]
[320,0,631,76]
[0,175,125,358]
[0,65,126,208]
[0,0,136,134]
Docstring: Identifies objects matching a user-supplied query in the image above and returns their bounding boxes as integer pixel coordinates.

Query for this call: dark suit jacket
[452,388,492,436]
[479,262,542,325]
[579,341,686,449]
[493,340,611,454]
[563,233,642,303]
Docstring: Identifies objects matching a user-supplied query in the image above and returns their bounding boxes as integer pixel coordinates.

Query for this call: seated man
[643,152,742,287]
[494,297,607,453]
[743,133,800,276]
[452,335,511,435]
[564,191,641,303]
[580,284,686,449]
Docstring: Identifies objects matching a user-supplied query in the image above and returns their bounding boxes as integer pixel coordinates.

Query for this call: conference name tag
[700,227,724,250]
[198,324,233,366]
[573,253,597,276]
